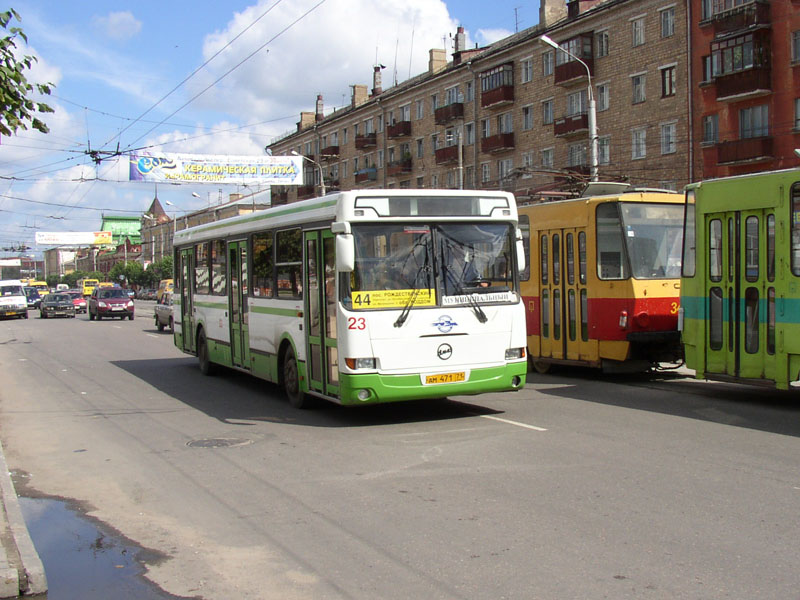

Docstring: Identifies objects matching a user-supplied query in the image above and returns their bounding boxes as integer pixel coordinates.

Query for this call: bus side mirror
[336,234,355,272]
[516,230,526,273]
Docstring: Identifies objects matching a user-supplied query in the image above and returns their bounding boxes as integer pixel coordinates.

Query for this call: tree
[0,9,54,135]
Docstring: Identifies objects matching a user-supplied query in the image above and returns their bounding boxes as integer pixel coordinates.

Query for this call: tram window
[596,203,629,279]
[252,232,274,298]
[767,287,775,355]
[727,218,734,283]
[194,242,210,295]
[541,235,548,284]
[276,228,303,299]
[519,215,531,281]
[744,287,759,353]
[580,289,588,341]
[552,234,560,285]
[681,191,696,278]
[728,289,734,352]
[568,289,576,341]
[745,216,759,282]
[578,231,587,284]
[792,184,800,276]
[553,288,561,340]
[709,219,722,282]
[211,240,227,296]
[541,289,550,338]
[767,214,775,282]
[566,233,575,285]
[709,287,723,351]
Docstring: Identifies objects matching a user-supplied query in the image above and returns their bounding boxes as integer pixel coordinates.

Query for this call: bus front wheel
[282,347,308,409]
[197,330,216,376]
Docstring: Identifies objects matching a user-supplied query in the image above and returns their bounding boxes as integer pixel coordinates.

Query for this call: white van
[0,280,29,319]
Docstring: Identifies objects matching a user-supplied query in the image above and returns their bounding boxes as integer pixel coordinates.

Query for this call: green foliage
[0,9,54,135]
[144,257,173,287]
[45,274,59,288]
[109,261,144,287]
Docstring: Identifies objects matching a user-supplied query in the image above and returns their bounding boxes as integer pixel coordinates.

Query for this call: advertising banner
[35,231,113,246]
[128,152,304,185]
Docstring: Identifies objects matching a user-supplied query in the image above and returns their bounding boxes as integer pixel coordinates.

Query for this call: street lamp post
[540,34,598,182]
[291,150,327,195]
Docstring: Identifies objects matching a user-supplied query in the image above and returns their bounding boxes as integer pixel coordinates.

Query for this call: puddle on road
[19,497,195,600]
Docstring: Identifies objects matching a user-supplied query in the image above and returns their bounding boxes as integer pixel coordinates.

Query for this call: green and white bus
[680,168,800,389]
[172,189,528,407]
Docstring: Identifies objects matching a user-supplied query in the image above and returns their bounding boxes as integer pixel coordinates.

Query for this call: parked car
[136,288,156,300]
[64,290,87,314]
[124,288,135,298]
[39,293,76,319]
[23,287,42,309]
[154,292,174,332]
[88,287,134,321]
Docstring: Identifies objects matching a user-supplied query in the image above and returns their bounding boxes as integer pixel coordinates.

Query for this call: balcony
[296,185,316,200]
[480,133,515,154]
[319,145,339,159]
[554,113,588,137]
[703,0,771,35]
[355,133,376,149]
[355,167,378,184]
[387,120,412,138]
[435,102,464,125]
[386,158,412,176]
[554,58,594,86]
[435,145,460,165]
[481,86,514,109]
[717,136,773,165]
[715,66,771,101]
[272,190,289,205]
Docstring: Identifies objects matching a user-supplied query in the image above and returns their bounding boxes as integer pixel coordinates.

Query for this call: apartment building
[268,0,690,203]
[691,0,800,180]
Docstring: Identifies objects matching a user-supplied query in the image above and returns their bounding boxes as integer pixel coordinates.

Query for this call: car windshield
[24,288,40,298]
[1,285,24,296]
[50,294,70,302]
[100,289,126,299]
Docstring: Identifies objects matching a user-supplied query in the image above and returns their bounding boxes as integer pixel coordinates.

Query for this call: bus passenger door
[563,228,589,361]
[179,248,194,354]
[304,230,339,398]
[228,240,250,370]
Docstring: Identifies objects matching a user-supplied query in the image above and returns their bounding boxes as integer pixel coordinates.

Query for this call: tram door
[304,230,339,398]
[228,240,250,369]
[704,209,775,380]
[538,228,589,362]
[178,248,194,354]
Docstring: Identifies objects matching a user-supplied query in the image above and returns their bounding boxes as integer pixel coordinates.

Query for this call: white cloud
[91,11,142,42]
[475,28,514,46]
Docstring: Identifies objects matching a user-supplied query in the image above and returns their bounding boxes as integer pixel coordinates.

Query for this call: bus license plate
[425,372,465,385]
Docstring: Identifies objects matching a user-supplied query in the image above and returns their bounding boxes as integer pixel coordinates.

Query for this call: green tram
[680,168,800,389]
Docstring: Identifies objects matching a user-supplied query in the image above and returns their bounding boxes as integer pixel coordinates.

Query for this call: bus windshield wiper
[461,287,488,324]
[394,260,430,328]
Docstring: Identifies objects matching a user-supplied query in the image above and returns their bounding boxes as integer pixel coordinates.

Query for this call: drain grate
[186,438,253,449]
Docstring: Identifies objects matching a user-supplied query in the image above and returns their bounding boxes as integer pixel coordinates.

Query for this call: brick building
[269,0,690,203]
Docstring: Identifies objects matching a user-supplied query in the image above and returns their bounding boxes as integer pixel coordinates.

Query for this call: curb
[0,439,47,597]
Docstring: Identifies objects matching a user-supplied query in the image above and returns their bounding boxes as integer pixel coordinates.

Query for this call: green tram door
[704,209,776,382]
[228,240,250,370]
[304,230,339,398]
[178,248,194,354]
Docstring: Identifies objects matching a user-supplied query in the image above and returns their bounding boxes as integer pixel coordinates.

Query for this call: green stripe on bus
[193,301,228,310]
[250,305,302,317]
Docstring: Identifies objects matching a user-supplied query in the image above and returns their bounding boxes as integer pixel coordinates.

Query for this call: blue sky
[0,0,540,256]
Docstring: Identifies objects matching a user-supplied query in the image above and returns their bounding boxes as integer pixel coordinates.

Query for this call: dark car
[23,287,41,309]
[64,290,87,314]
[89,287,135,321]
[40,293,76,319]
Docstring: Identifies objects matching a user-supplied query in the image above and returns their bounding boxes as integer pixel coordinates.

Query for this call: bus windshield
[347,222,517,308]
[619,202,684,279]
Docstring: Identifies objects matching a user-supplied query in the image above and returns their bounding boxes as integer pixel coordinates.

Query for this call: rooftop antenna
[515,6,521,33]
[393,37,399,86]
[408,15,416,80]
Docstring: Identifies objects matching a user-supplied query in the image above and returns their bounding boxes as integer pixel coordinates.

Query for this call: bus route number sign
[351,289,436,309]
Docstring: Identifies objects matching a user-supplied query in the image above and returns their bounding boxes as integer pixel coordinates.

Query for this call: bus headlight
[505,347,526,360]
[345,357,376,370]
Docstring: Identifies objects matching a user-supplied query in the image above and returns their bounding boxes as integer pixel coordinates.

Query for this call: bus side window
[276,228,303,299]
[252,232,274,298]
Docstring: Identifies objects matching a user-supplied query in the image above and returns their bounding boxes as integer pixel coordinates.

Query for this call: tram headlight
[505,347,526,360]
[618,310,628,329]
[345,357,376,370]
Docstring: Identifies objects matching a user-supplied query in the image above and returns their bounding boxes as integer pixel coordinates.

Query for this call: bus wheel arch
[197,327,216,376]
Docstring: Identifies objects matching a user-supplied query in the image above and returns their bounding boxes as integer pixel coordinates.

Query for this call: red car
[65,290,87,314]
[88,287,134,321]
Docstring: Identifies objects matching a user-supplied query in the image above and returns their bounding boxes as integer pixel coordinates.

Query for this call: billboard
[35,231,113,246]
[129,152,304,185]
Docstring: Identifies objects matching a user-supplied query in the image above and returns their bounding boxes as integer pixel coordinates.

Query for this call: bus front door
[228,240,250,370]
[704,209,774,381]
[304,230,339,398]
[179,248,194,354]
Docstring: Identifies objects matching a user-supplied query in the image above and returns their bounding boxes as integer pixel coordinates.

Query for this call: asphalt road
[1,306,799,599]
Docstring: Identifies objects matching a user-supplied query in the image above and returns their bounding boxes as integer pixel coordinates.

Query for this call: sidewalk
[0,439,47,597]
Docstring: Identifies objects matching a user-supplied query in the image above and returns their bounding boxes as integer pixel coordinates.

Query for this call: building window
[465,166,474,187]
[466,81,474,102]
[447,171,456,188]
[416,138,424,158]
[740,104,769,138]
[365,118,374,134]
[416,176,424,188]
[596,30,609,57]
[445,85,460,106]
[377,150,384,168]
[522,151,534,178]
[541,147,554,168]
[521,57,533,83]
[481,118,491,138]
[567,90,587,117]
[481,162,490,183]
[701,56,713,82]
[465,122,475,145]
[598,136,610,164]
[711,34,760,76]
[415,99,424,120]
[542,50,553,76]
[597,83,609,111]
[522,105,533,130]
[792,31,800,62]
[480,63,514,93]
[661,65,676,97]
[661,122,677,154]
[497,112,513,133]
[542,99,554,125]
[498,158,513,183]
[702,114,719,143]
[631,73,646,104]
[631,16,645,47]
[568,143,586,167]
[632,127,647,159]
[431,133,439,152]
[430,93,439,114]
[377,115,383,133]
[795,99,800,130]
[660,7,675,38]
[431,174,438,188]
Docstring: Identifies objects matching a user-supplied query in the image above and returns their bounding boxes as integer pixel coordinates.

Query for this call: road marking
[146,334,159,338]
[480,415,547,431]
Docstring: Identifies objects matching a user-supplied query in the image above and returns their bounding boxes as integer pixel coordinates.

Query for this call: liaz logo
[432,315,457,333]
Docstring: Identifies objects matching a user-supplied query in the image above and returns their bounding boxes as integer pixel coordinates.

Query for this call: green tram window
[745,216,759,283]
[681,190,696,278]
[709,287,723,351]
[767,287,775,355]
[767,214,775,282]
[792,184,800,276]
[709,219,722,282]
[745,287,759,353]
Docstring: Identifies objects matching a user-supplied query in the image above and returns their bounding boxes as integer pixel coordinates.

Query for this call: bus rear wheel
[197,330,216,376]
[282,347,308,408]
